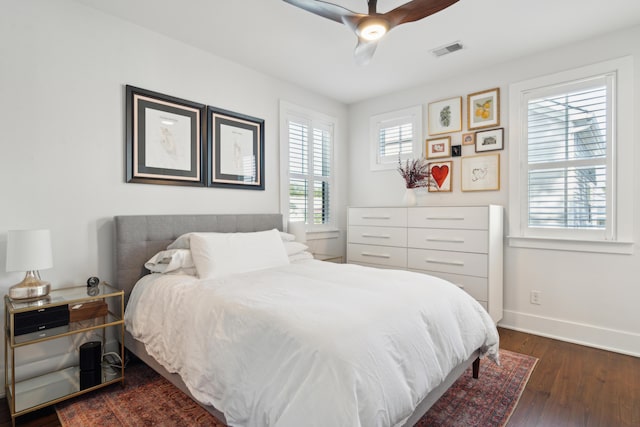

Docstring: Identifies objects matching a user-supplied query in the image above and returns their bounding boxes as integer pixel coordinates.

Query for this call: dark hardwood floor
[1,327,638,426]
[499,328,640,427]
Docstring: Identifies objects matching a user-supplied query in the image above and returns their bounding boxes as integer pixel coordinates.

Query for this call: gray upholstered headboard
[114,214,283,303]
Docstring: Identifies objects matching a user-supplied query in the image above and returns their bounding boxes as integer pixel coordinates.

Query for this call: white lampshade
[287,221,307,243]
[6,229,53,272]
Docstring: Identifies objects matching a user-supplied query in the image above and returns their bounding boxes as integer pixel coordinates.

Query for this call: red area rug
[56,349,536,426]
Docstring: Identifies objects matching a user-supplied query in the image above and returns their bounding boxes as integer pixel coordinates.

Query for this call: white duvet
[125,260,499,427]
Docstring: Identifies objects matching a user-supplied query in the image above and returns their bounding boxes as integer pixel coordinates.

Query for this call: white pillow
[168,230,294,250]
[283,241,308,256]
[190,229,289,279]
[279,231,296,242]
[145,249,197,275]
[288,251,314,262]
[167,233,192,250]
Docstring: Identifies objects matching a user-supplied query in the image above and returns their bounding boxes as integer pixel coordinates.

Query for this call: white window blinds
[369,106,422,170]
[287,118,333,225]
[378,121,413,160]
[525,78,611,231]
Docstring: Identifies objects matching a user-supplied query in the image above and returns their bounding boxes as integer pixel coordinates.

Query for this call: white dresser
[347,206,503,323]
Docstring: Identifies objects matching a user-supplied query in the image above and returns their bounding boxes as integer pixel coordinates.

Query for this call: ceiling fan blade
[384,0,459,28]
[282,0,364,31]
[354,38,378,66]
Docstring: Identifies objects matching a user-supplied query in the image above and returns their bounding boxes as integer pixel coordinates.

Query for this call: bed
[114,213,499,427]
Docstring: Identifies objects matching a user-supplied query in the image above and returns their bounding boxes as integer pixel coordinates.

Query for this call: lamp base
[9,271,51,300]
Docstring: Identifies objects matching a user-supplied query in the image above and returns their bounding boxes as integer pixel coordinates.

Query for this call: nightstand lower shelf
[10,365,123,415]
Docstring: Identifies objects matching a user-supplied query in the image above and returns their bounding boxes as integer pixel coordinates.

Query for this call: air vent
[431,41,463,58]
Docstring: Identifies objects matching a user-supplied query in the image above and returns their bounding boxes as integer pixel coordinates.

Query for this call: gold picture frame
[467,88,500,130]
[428,96,462,135]
[461,153,500,191]
[426,136,451,159]
[428,161,452,192]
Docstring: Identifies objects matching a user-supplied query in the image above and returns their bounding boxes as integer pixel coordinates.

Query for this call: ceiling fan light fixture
[357,18,389,41]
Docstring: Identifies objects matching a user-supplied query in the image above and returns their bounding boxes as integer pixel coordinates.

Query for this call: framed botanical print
[426,136,451,159]
[207,106,264,190]
[428,161,452,192]
[467,87,500,130]
[125,85,206,186]
[428,96,462,135]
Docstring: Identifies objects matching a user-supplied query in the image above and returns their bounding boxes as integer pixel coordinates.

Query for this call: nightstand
[314,253,343,263]
[4,283,124,426]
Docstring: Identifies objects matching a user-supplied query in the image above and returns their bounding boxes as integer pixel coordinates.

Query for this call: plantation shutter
[287,118,332,225]
[525,76,611,230]
[378,120,413,163]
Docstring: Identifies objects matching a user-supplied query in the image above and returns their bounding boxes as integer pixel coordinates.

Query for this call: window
[280,101,336,230]
[370,106,422,170]
[509,57,634,253]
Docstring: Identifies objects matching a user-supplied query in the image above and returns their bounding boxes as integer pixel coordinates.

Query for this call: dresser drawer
[412,270,488,301]
[408,207,488,229]
[349,208,407,227]
[408,249,487,277]
[348,244,407,268]
[407,228,488,253]
[349,225,407,247]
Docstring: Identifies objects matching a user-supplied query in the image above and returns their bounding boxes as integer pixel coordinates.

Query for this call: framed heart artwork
[428,161,452,192]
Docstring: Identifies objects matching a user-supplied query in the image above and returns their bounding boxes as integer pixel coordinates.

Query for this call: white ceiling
[74,0,640,104]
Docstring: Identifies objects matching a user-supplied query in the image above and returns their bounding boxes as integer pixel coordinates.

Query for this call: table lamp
[6,229,53,300]
[287,221,307,243]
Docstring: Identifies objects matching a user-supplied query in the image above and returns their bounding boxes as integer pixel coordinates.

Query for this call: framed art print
[462,132,475,146]
[461,153,500,191]
[475,128,504,152]
[428,96,462,135]
[207,106,264,190]
[426,136,451,159]
[126,85,205,186]
[428,161,452,192]
[467,87,500,130]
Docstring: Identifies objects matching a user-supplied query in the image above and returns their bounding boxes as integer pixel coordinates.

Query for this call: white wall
[0,0,348,386]
[348,25,640,356]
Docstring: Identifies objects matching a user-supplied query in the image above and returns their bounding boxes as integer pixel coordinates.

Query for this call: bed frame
[114,213,480,427]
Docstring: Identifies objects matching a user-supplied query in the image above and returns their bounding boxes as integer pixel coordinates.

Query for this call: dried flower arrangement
[397,158,431,189]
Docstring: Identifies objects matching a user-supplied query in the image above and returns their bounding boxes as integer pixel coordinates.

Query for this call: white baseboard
[499,309,640,358]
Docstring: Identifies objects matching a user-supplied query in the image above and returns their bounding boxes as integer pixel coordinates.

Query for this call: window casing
[509,57,634,253]
[370,106,422,170]
[280,102,336,231]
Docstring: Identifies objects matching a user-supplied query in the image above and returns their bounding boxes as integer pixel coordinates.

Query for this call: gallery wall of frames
[425,87,503,193]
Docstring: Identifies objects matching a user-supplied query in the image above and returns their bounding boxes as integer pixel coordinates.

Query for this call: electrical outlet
[530,290,541,305]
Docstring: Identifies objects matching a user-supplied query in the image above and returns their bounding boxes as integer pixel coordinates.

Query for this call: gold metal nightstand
[4,283,124,426]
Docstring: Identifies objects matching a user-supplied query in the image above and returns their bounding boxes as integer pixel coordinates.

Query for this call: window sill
[306,228,340,241]
[508,236,634,255]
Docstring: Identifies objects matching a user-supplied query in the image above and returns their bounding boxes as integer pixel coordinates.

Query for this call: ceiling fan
[282,0,460,65]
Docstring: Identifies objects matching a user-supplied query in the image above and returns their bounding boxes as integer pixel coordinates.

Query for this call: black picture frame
[125,85,206,186]
[207,106,265,190]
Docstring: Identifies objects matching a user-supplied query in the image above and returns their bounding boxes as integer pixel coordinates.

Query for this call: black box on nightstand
[14,304,70,336]
[79,341,102,389]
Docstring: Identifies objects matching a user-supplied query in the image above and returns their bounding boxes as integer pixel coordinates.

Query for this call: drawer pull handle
[425,258,465,266]
[426,216,465,221]
[362,216,391,220]
[361,252,391,259]
[362,233,391,239]
[426,238,464,243]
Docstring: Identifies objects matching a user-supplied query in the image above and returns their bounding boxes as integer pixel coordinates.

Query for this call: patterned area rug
[56,349,536,427]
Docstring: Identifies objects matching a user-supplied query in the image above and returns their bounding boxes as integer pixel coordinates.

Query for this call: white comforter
[125,260,499,427]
